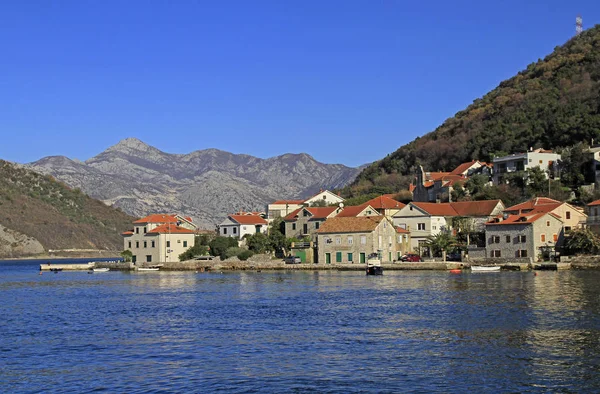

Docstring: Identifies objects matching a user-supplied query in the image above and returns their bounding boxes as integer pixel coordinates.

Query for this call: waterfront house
[492,148,560,185]
[218,212,269,239]
[485,212,564,260]
[122,214,197,263]
[316,216,398,264]
[336,204,380,218]
[393,200,505,252]
[283,206,339,241]
[362,195,406,218]
[585,199,600,235]
[503,197,585,234]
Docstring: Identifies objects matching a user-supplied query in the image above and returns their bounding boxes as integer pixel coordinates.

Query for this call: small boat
[449,269,462,274]
[366,254,383,276]
[138,267,160,271]
[471,265,500,272]
[92,268,110,272]
[49,268,63,273]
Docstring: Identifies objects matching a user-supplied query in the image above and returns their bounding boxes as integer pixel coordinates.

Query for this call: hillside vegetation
[0,160,134,254]
[346,24,600,196]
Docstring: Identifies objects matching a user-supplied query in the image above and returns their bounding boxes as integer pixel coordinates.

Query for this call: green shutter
[336,252,342,263]
[347,252,353,262]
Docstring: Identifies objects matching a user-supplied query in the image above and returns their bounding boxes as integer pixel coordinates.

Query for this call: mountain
[28,138,361,229]
[0,160,134,258]
[348,24,600,196]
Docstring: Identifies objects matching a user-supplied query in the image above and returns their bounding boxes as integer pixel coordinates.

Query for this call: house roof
[486,212,562,226]
[316,216,385,234]
[504,197,563,214]
[450,160,479,176]
[396,227,410,234]
[335,204,370,218]
[134,214,178,224]
[283,206,338,221]
[121,230,134,236]
[229,214,268,225]
[364,195,406,210]
[147,223,196,234]
[410,200,502,217]
[588,199,600,207]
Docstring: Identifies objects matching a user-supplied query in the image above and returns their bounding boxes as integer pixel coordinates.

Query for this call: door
[325,253,331,264]
[360,253,366,264]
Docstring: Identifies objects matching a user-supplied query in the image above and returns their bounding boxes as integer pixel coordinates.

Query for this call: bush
[237,250,254,261]
[224,247,246,259]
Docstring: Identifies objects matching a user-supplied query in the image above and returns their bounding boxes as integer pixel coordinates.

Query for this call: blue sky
[1,1,598,167]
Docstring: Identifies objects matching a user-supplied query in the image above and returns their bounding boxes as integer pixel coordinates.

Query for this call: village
[120,148,600,269]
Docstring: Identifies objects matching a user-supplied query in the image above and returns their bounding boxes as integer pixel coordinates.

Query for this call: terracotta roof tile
[504,197,562,214]
[364,195,406,210]
[486,212,562,226]
[588,199,600,207]
[147,223,196,234]
[396,227,410,234]
[134,214,178,224]
[229,215,268,225]
[271,200,304,205]
[121,230,134,236]
[283,206,338,221]
[410,200,502,217]
[450,160,479,176]
[316,216,385,234]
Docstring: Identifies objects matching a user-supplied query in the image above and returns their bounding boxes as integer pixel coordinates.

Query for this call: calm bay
[1,259,600,393]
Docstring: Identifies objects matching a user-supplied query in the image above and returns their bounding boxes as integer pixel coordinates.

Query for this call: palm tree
[425,232,458,261]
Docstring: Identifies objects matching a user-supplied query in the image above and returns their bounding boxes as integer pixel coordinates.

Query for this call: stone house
[335,204,380,218]
[362,195,406,218]
[485,212,564,260]
[122,214,197,263]
[316,216,398,264]
[503,197,586,234]
[585,199,600,235]
[284,206,339,241]
[218,213,269,239]
[267,190,344,221]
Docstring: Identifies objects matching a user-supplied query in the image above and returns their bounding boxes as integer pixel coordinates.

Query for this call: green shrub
[237,250,254,261]
[224,247,246,259]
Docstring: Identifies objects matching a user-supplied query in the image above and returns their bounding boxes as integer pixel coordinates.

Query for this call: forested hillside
[346,24,600,196]
[0,160,134,255]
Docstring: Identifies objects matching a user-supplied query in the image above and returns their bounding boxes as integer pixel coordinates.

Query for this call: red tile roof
[121,230,134,236]
[410,200,502,217]
[134,214,178,224]
[450,160,479,176]
[316,216,385,233]
[411,202,458,216]
[229,215,268,225]
[271,200,304,205]
[336,204,374,217]
[486,212,562,226]
[396,227,410,234]
[364,195,406,210]
[588,199,600,207]
[504,197,562,214]
[147,223,196,234]
[283,206,338,221]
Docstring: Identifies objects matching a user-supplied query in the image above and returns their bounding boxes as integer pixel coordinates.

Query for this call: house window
[541,234,546,242]
[491,250,501,257]
[566,211,571,220]
[367,210,372,215]
[303,210,310,216]
[519,235,526,243]
[491,235,500,244]
[546,221,550,227]
[418,223,425,230]
[506,235,511,243]
[166,241,171,247]
[243,226,247,230]
[128,241,131,249]
[336,252,342,262]
[143,227,147,233]
[323,195,327,200]
[151,241,155,248]
[292,223,296,230]
[143,241,147,248]
[315,222,320,229]
[517,250,527,258]
[233,227,237,234]
[303,224,308,234]
[348,236,353,245]
[146,255,152,262]
[553,233,558,242]
[565,226,572,233]
[432,226,437,230]
[224,228,228,235]
[135,241,139,248]
[360,236,367,244]
[183,241,187,247]
[347,253,353,262]
[539,160,543,164]
[335,237,341,245]
[136,228,139,234]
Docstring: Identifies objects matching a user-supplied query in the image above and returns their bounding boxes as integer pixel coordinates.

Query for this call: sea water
[1,259,600,393]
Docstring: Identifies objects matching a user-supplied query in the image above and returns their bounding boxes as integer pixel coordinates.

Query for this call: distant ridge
[27,138,361,228]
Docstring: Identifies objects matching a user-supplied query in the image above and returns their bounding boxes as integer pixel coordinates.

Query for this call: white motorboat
[92,268,110,272]
[137,267,160,271]
[470,265,500,272]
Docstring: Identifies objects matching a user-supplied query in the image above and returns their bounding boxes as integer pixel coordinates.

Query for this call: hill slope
[0,160,134,257]
[28,138,361,229]
[348,24,600,195]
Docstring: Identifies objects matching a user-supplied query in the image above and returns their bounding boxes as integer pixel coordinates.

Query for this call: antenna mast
[576,15,583,35]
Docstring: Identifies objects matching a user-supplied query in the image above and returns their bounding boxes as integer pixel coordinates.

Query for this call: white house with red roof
[283,206,340,241]
[267,190,344,221]
[218,212,269,239]
[492,148,560,185]
[122,214,198,264]
[393,200,505,252]
[485,211,564,260]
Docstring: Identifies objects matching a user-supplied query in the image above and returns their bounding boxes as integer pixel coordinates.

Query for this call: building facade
[218,213,269,239]
[492,148,561,185]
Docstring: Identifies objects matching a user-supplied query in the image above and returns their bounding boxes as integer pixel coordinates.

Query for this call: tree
[450,216,475,246]
[209,236,238,259]
[425,232,458,261]
[525,167,549,197]
[563,228,600,255]
[121,249,133,262]
[179,238,210,261]
[267,218,291,255]
[245,232,271,254]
